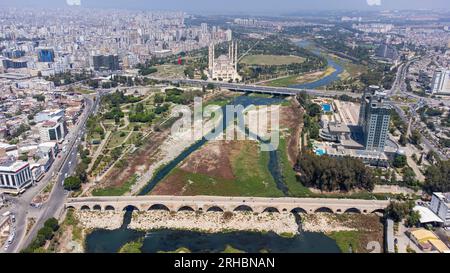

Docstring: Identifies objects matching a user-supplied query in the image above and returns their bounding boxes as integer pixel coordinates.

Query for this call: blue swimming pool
[315,149,326,156]
[322,104,331,112]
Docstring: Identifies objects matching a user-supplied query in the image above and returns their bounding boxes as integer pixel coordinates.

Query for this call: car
[4,244,9,251]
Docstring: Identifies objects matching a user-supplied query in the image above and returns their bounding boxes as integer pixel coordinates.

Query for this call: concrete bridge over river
[65,196,389,214]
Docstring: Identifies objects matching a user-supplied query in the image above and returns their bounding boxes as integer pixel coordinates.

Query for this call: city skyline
[1,0,450,14]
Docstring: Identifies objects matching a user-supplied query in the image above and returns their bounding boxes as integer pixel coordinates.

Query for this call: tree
[393,154,407,168]
[423,160,450,194]
[406,210,421,228]
[410,129,422,145]
[37,226,53,240]
[44,218,59,232]
[402,167,417,187]
[63,176,82,191]
[154,94,164,104]
[399,133,407,146]
[308,103,322,117]
[296,153,375,192]
[111,147,122,160]
[384,201,414,222]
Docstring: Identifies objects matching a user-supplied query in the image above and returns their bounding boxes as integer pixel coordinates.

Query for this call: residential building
[39,119,65,143]
[430,192,450,226]
[358,86,392,152]
[92,54,120,71]
[37,48,55,62]
[34,109,65,123]
[0,160,33,192]
[431,69,450,95]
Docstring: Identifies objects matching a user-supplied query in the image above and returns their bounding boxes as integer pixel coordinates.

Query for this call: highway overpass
[175,79,363,98]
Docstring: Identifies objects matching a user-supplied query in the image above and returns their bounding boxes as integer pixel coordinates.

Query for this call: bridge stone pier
[65,196,389,215]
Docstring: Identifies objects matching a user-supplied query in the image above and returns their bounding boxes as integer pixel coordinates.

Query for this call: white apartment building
[431,69,450,95]
[430,192,450,226]
[0,160,33,192]
[34,109,65,123]
[39,119,65,143]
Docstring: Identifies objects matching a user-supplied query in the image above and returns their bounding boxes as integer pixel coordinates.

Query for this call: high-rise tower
[359,86,392,152]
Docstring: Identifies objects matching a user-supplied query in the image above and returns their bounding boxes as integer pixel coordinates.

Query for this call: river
[84,49,344,253]
[138,95,287,195]
[289,40,344,89]
[85,210,341,253]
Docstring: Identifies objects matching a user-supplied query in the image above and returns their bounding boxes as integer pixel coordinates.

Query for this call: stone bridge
[65,196,389,214]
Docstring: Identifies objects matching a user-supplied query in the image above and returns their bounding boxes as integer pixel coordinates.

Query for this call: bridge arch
[105,205,115,211]
[207,206,224,212]
[80,205,90,211]
[291,208,308,214]
[371,209,385,215]
[178,206,195,212]
[233,205,253,212]
[148,204,171,212]
[123,205,139,212]
[344,208,362,214]
[314,207,334,213]
[93,205,102,211]
[262,207,280,213]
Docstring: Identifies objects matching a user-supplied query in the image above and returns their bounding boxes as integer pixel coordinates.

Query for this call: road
[387,56,448,160]
[2,94,98,253]
[170,79,363,98]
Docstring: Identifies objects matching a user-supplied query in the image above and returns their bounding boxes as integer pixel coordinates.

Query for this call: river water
[84,43,345,253]
[289,40,344,89]
[138,95,287,195]
[85,210,341,253]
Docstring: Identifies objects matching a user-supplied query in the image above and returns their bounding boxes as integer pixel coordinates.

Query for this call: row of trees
[297,92,321,140]
[102,90,142,107]
[295,153,376,192]
[22,218,60,253]
[423,159,450,194]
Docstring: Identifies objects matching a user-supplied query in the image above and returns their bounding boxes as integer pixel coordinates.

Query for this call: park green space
[240,54,306,66]
[264,66,336,87]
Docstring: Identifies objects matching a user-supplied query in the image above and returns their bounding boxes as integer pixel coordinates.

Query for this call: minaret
[208,43,215,76]
[230,41,234,65]
[234,41,238,71]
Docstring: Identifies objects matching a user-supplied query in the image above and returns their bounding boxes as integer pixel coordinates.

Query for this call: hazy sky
[1,0,449,14]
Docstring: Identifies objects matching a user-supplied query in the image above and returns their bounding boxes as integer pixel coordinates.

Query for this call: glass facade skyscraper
[38,48,55,62]
[358,86,392,152]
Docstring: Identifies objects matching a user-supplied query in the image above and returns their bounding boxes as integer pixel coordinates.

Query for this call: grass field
[92,174,138,196]
[153,64,186,79]
[264,66,336,87]
[240,55,305,66]
[327,231,362,253]
[152,141,285,197]
[277,137,311,197]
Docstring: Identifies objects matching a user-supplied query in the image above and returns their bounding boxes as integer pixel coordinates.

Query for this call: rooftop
[434,192,450,204]
[413,206,444,224]
[0,160,29,173]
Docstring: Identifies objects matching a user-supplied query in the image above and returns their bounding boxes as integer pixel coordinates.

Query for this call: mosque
[208,41,242,82]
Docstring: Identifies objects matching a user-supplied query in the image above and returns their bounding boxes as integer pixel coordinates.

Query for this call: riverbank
[302,213,384,253]
[55,210,383,253]
[75,210,300,235]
